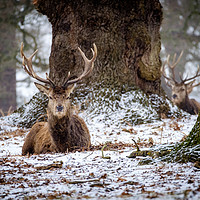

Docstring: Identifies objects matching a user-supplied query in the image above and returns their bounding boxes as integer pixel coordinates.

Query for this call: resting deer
[161,51,200,115]
[21,43,97,155]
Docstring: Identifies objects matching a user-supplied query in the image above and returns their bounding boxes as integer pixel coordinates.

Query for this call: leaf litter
[0,114,200,199]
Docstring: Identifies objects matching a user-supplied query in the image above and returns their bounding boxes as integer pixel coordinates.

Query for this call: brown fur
[175,96,200,115]
[22,122,56,155]
[20,43,97,155]
[22,85,91,155]
[162,51,200,115]
[171,83,200,115]
[22,115,90,155]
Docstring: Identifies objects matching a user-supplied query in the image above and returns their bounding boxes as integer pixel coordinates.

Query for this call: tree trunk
[34,0,162,94]
[161,114,200,164]
[12,0,176,129]
[0,1,17,115]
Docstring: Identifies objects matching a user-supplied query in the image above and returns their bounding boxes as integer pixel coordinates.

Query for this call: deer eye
[49,96,53,100]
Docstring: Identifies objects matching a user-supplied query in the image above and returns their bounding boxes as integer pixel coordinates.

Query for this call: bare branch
[161,51,184,86]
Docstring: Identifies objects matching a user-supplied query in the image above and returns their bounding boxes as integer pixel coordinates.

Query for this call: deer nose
[56,105,64,112]
[172,94,177,99]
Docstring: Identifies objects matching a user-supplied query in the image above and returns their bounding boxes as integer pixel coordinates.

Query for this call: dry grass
[0,128,27,141]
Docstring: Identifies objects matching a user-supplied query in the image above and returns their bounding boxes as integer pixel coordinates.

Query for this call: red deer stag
[21,43,97,155]
[161,51,200,115]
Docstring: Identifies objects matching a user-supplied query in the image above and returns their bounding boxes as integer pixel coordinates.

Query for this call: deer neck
[47,107,73,152]
[178,95,196,114]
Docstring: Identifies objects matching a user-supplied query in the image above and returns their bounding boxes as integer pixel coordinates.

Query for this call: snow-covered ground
[0,114,200,199]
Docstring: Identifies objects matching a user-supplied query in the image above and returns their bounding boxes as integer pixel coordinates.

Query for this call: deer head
[20,43,97,119]
[161,51,200,106]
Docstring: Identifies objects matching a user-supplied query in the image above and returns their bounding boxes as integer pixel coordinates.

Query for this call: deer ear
[65,84,76,95]
[34,82,50,96]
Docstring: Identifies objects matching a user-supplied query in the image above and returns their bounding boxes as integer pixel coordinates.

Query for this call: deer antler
[63,43,97,88]
[161,51,184,85]
[162,51,200,90]
[161,59,174,83]
[182,65,200,83]
[185,65,200,94]
[20,42,55,88]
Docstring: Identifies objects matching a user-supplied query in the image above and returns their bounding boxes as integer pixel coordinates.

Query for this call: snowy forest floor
[0,114,200,199]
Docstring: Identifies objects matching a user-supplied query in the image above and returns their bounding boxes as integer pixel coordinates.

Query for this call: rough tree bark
[161,114,200,164]
[0,1,17,115]
[0,0,34,116]
[33,0,162,94]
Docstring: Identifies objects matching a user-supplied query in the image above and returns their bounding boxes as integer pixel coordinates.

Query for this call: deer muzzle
[172,94,177,99]
[56,105,64,112]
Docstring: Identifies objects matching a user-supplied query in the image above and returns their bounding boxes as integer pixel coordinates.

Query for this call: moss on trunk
[128,114,200,164]
[161,114,200,163]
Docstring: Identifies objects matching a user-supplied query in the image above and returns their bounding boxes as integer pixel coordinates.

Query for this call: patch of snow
[0,114,199,199]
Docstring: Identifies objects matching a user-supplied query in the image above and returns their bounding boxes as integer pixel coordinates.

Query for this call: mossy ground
[3,84,183,129]
[128,114,200,164]
[3,93,48,128]
[160,114,200,163]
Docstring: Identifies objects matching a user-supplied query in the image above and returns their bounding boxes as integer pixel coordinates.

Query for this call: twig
[68,178,100,184]
[132,139,140,151]
[83,151,94,159]
[101,143,111,159]
[0,109,4,117]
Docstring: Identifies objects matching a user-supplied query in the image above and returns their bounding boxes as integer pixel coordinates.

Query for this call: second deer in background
[161,51,200,115]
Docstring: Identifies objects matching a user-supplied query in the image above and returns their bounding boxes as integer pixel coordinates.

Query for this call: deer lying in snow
[161,51,200,115]
[21,43,97,155]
